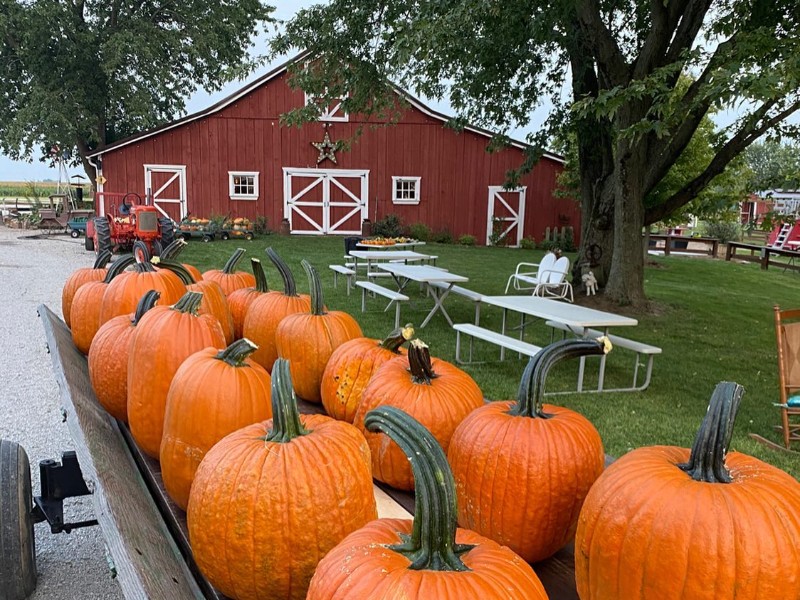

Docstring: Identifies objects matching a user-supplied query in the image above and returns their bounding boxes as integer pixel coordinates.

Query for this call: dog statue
[582,271,598,296]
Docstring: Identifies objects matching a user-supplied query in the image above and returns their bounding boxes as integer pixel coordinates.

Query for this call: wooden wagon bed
[39,303,591,600]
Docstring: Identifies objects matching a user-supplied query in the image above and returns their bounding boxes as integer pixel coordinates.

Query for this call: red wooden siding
[97,71,580,245]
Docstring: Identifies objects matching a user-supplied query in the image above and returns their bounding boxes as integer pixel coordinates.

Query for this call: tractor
[85,192,175,256]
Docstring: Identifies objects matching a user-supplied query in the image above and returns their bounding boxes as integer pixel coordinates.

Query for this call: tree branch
[663,0,714,65]
[575,0,630,86]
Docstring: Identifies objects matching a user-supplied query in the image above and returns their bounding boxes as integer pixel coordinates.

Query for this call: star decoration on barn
[312,128,339,164]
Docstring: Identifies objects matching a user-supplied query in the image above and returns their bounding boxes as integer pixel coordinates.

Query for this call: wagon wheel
[585,243,602,266]
[220,232,230,241]
[93,218,112,255]
[244,232,254,241]
[0,439,37,600]
[158,217,175,247]
[70,229,80,239]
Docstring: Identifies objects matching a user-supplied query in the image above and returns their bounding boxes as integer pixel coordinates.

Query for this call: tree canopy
[273,0,800,305]
[744,140,800,191]
[0,0,273,180]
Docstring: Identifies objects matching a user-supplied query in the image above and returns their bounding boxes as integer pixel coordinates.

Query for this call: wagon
[0,306,595,600]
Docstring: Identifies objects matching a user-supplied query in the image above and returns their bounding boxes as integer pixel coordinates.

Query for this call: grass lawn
[179,235,799,479]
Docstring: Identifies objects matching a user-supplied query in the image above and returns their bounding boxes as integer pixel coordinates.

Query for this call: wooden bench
[328,264,355,294]
[428,282,482,324]
[356,281,410,328]
[545,320,662,392]
[453,323,542,364]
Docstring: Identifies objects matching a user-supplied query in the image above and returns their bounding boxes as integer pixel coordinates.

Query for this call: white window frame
[392,176,422,205]
[228,171,259,201]
[304,91,349,122]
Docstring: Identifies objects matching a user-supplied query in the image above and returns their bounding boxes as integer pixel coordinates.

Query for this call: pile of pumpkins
[62,241,800,600]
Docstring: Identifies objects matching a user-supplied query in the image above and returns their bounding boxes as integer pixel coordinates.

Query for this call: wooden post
[760,247,769,270]
[664,234,672,256]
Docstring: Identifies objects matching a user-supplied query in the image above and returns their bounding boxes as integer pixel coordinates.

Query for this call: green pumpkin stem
[159,239,187,261]
[154,258,197,284]
[215,338,259,367]
[408,339,437,384]
[678,381,743,484]
[131,290,160,325]
[511,338,611,419]
[222,248,247,274]
[379,324,415,353]
[251,258,269,293]
[364,406,475,571]
[103,255,135,283]
[301,259,326,315]
[93,249,113,269]
[172,291,203,315]
[265,358,309,443]
[266,247,298,296]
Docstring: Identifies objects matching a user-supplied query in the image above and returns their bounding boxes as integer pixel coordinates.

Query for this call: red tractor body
[85,192,175,254]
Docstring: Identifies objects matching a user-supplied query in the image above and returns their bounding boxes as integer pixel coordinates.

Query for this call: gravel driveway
[0,226,122,599]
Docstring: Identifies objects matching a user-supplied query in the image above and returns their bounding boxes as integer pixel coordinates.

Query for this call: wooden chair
[774,305,800,448]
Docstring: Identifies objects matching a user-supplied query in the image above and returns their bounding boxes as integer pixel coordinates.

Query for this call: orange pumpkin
[276,260,362,402]
[202,247,255,296]
[187,359,377,600]
[226,258,269,340]
[158,238,203,281]
[88,290,160,422]
[127,290,226,458]
[353,339,484,490]
[448,338,609,563]
[307,406,548,600]
[99,242,185,327]
[160,338,272,510]
[70,255,135,354]
[242,248,311,372]
[62,249,112,328]
[320,324,414,422]
[575,382,800,600]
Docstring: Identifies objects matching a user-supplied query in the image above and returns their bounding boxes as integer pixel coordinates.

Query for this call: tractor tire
[94,218,112,255]
[0,439,37,600]
[159,218,175,247]
[84,234,94,252]
[152,239,164,257]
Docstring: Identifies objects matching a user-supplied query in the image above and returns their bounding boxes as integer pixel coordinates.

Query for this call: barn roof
[89,53,564,164]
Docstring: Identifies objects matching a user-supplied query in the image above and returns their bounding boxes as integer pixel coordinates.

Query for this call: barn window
[228,172,259,200]
[392,177,421,205]
[305,92,349,122]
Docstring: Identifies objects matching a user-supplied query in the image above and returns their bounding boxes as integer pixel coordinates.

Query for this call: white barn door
[144,164,187,221]
[283,168,368,234]
[486,186,526,247]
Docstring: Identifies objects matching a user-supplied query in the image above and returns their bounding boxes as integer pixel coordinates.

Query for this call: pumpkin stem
[364,406,475,571]
[172,291,203,315]
[678,382,743,484]
[215,338,259,367]
[407,339,437,384]
[222,248,247,274]
[510,338,611,418]
[154,258,197,284]
[379,323,415,353]
[265,359,309,443]
[266,247,298,296]
[131,290,160,325]
[93,249,113,269]
[251,258,269,293]
[158,238,187,260]
[103,255,135,283]
[301,259,326,315]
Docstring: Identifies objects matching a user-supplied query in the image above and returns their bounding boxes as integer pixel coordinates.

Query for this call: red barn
[88,56,579,246]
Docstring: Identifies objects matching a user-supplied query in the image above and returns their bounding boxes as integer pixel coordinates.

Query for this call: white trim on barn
[486,186,527,247]
[283,167,368,235]
[144,164,187,220]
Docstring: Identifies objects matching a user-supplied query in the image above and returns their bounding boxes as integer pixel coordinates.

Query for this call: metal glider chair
[505,253,574,302]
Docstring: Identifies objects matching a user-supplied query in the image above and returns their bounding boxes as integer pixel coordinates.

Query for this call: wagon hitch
[31,451,98,534]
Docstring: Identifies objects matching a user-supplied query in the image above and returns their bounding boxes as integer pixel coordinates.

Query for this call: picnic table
[348,249,431,279]
[378,263,468,327]
[356,240,426,250]
[34,304,599,600]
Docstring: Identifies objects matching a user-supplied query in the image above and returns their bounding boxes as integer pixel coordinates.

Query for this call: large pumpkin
[448,338,609,563]
[187,359,377,600]
[276,260,362,402]
[62,249,112,328]
[226,258,269,340]
[100,241,185,326]
[88,290,160,422]
[70,255,135,354]
[575,381,800,599]
[127,291,226,458]
[320,324,414,422]
[307,406,548,600]
[202,247,255,296]
[242,248,311,372]
[160,338,272,510]
[353,339,484,490]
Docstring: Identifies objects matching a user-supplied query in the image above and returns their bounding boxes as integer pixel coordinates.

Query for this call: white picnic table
[480,296,638,391]
[378,263,468,328]
[348,250,431,279]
